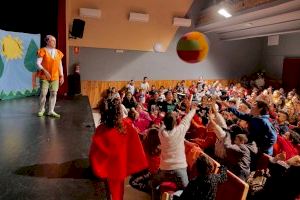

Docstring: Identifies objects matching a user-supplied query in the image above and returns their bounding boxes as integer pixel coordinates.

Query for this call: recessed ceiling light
[218,8,232,18]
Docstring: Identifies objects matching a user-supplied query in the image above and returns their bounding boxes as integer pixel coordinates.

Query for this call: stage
[0,96,107,199]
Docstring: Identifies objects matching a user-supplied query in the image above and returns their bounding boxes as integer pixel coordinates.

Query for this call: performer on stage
[36,35,64,118]
[89,98,148,200]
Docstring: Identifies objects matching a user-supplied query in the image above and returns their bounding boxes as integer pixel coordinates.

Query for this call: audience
[95,76,300,200]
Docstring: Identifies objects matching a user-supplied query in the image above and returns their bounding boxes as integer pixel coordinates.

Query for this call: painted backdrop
[0,29,40,100]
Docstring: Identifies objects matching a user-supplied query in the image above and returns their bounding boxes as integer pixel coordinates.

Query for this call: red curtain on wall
[282,58,300,93]
[57,0,67,96]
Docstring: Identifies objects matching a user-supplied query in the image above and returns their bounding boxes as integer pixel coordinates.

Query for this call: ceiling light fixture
[129,12,149,22]
[153,43,164,52]
[218,8,232,18]
[173,17,192,27]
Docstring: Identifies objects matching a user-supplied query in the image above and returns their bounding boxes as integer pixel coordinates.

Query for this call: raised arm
[178,108,196,134]
[227,107,253,121]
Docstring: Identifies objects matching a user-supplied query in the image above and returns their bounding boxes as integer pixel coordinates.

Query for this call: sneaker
[161,192,170,200]
[47,112,60,118]
[37,110,45,117]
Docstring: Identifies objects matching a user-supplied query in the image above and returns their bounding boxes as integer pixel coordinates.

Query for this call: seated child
[163,155,227,200]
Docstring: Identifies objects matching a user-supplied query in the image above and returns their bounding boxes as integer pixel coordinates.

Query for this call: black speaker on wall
[71,19,85,38]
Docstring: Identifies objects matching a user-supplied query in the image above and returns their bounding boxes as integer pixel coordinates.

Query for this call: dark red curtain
[57,0,67,96]
[282,58,300,93]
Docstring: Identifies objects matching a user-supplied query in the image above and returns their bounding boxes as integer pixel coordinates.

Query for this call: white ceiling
[196,0,300,40]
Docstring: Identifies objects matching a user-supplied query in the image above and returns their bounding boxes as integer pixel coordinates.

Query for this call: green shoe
[48,112,60,118]
[37,111,45,117]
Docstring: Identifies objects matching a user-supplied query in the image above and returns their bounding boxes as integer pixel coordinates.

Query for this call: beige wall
[67,0,193,51]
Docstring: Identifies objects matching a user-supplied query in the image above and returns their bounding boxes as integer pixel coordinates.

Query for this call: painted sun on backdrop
[0,30,40,100]
[1,35,24,60]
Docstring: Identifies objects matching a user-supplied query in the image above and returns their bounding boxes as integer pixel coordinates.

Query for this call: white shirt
[127,84,135,95]
[141,82,150,91]
[46,47,56,59]
[159,109,196,170]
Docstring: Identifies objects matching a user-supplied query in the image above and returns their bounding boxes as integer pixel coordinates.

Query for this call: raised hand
[217,100,230,108]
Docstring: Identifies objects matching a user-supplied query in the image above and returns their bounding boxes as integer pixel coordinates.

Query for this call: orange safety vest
[37,48,64,81]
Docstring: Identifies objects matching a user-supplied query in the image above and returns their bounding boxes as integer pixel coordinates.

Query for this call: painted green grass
[0,88,39,100]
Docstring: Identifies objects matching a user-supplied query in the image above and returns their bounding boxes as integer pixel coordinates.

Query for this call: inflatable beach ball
[176,32,209,63]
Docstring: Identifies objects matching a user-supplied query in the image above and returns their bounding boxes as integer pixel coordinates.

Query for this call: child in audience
[133,104,152,135]
[151,103,197,200]
[141,76,150,92]
[162,155,227,200]
[275,110,290,135]
[150,108,164,126]
[130,127,161,193]
[135,88,146,104]
[122,92,137,110]
[89,98,147,200]
[126,79,135,95]
[224,132,255,180]
[111,87,120,100]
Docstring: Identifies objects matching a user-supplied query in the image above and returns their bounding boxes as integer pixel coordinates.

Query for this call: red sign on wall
[74,46,80,54]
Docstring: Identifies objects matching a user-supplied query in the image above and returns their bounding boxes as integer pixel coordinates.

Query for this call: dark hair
[164,90,172,96]
[235,134,248,143]
[256,100,269,115]
[127,109,137,120]
[103,98,123,132]
[289,130,300,145]
[229,124,244,135]
[228,99,237,105]
[143,128,161,156]
[227,124,244,141]
[163,112,176,131]
[143,76,148,80]
[196,155,214,176]
[292,127,300,135]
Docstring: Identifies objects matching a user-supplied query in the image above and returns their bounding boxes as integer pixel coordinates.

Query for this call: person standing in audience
[36,35,64,118]
[151,103,197,200]
[127,80,135,95]
[221,100,277,155]
[141,76,150,93]
[89,98,148,200]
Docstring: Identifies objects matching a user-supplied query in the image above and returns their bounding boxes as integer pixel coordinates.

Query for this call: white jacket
[159,109,196,170]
